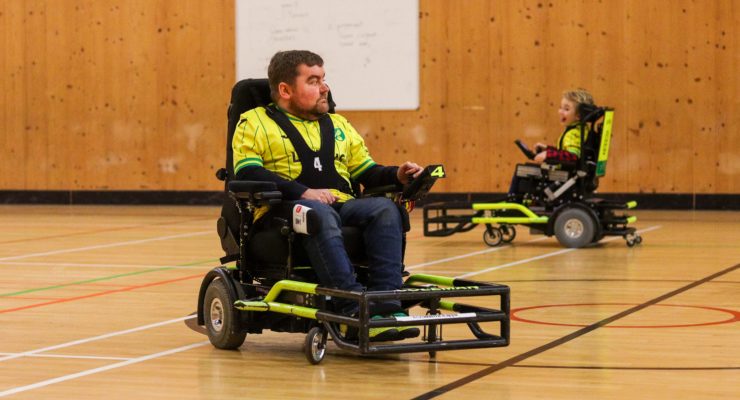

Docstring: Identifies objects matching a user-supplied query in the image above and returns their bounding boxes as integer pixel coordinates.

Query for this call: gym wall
[1,0,737,200]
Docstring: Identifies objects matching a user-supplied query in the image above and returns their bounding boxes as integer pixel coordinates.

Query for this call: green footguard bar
[404,273,480,313]
[235,280,319,320]
[470,202,549,225]
[233,274,502,319]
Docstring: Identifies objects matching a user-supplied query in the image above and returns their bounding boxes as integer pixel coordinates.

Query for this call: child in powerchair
[509,88,596,200]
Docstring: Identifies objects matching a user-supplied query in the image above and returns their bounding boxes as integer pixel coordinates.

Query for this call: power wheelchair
[423,106,642,248]
[196,79,511,364]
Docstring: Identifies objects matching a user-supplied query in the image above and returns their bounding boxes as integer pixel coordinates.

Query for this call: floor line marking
[455,225,662,279]
[0,258,216,298]
[406,237,550,270]
[0,273,204,314]
[0,216,212,245]
[0,230,211,262]
[0,315,196,363]
[0,341,210,397]
[0,261,212,269]
[0,352,132,361]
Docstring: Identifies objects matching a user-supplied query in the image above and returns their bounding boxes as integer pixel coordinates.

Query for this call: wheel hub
[564,218,584,238]
[311,332,326,359]
[210,298,224,332]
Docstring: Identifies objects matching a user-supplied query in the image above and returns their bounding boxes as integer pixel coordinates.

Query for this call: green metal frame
[233,273,496,320]
[470,202,549,225]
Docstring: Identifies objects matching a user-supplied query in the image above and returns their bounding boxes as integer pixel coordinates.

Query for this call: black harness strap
[265,105,352,194]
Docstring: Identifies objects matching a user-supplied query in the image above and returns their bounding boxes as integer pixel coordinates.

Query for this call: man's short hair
[267,50,324,101]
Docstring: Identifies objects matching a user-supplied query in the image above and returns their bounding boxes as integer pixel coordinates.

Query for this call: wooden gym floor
[0,205,737,399]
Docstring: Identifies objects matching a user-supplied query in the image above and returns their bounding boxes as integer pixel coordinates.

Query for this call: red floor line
[0,216,212,245]
[0,273,204,314]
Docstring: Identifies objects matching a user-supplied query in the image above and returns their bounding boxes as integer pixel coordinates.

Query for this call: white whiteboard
[235,0,419,110]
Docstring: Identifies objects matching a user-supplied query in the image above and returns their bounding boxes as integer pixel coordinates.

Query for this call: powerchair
[196,79,511,364]
[423,107,642,248]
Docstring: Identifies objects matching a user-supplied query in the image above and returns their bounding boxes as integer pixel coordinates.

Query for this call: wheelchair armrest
[228,180,282,206]
[362,184,403,197]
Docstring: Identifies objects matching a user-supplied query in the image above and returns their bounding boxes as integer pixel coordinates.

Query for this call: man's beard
[290,97,329,120]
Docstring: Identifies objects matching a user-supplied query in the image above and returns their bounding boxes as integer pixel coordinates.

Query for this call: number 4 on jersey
[313,157,323,171]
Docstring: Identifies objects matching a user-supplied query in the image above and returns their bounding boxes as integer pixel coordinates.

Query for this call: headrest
[577,103,604,123]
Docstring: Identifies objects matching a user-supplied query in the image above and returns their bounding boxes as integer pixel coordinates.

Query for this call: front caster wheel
[304,326,327,365]
[500,225,517,243]
[483,226,503,247]
[624,233,642,247]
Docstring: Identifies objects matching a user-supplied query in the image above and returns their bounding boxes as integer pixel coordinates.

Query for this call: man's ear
[277,82,292,100]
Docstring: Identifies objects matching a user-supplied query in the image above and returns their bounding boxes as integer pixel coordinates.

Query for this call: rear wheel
[554,208,596,248]
[204,278,246,349]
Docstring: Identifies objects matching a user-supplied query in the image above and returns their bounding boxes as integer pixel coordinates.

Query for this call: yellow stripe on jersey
[232,106,376,196]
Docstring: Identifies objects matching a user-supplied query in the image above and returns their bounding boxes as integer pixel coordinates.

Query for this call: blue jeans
[294,197,404,316]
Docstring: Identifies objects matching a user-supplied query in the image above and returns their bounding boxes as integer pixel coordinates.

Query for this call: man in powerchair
[232,50,422,342]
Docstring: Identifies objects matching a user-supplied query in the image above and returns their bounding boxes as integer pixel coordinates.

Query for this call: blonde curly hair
[562,88,594,107]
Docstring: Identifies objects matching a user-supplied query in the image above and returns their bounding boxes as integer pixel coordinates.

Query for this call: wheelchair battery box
[547,169,570,182]
[515,164,542,178]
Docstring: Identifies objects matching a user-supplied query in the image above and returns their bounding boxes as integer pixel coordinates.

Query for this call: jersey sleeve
[334,115,377,180]
[232,112,266,175]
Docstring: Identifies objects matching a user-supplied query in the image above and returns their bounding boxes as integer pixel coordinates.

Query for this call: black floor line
[411,263,740,400]
[410,358,739,371]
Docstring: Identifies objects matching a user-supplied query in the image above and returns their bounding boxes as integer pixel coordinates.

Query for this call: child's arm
[543,146,578,165]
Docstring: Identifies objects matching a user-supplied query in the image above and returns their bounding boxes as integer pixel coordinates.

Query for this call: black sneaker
[368,315,402,342]
[340,315,402,342]
[392,312,420,339]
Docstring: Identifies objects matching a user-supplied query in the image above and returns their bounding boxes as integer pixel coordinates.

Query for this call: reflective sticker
[394,312,476,322]
[293,204,312,235]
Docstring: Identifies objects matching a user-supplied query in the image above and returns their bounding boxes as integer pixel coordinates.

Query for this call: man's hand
[397,161,423,184]
[301,188,338,204]
[534,151,547,164]
[534,142,547,153]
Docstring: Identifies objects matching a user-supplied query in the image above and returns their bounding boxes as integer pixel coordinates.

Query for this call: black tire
[591,232,605,244]
[304,326,327,365]
[500,225,517,243]
[204,278,246,350]
[554,208,596,248]
[483,227,503,247]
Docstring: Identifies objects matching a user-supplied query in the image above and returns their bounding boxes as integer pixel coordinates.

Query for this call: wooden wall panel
[0,0,737,194]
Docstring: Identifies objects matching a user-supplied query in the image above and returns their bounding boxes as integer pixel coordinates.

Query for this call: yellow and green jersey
[232,106,376,201]
[557,122,588,158]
